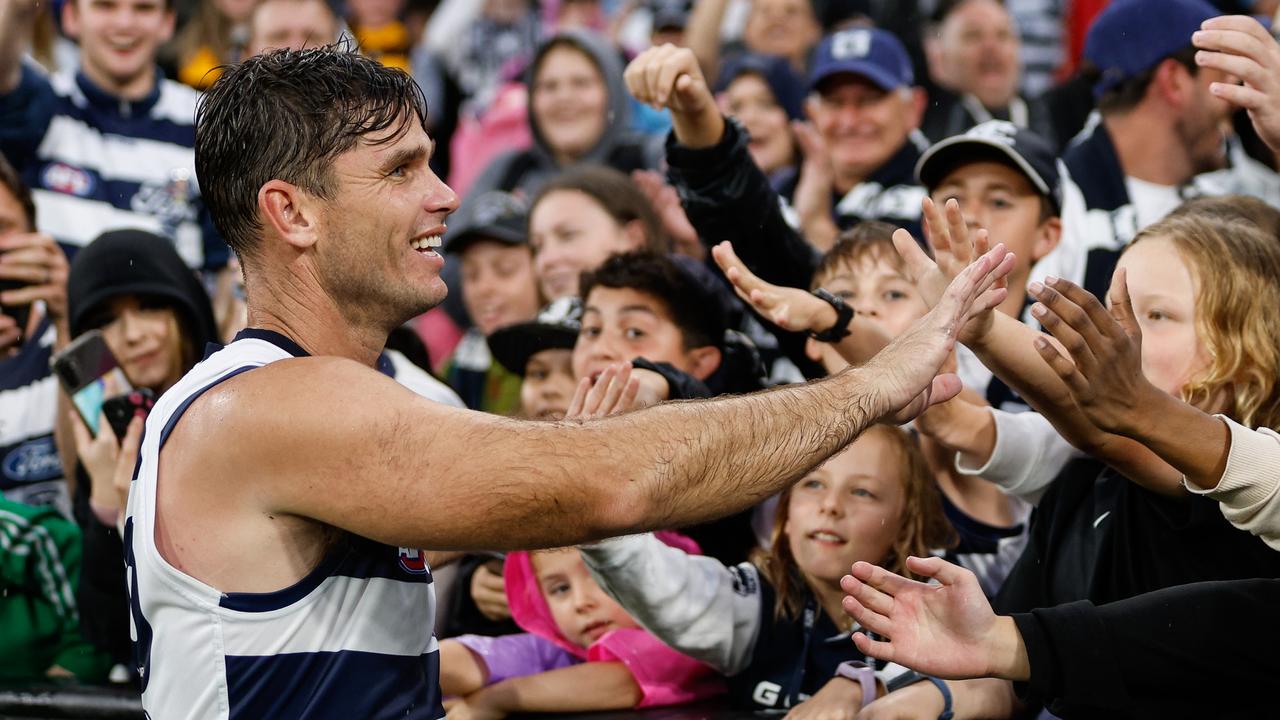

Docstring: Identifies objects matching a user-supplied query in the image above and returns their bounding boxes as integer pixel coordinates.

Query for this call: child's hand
[470,561,511,622]
[783,676,867,720]
[711,241,837,333]
[566,363,641,420]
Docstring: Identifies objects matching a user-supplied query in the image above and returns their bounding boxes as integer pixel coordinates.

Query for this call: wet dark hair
[195,44,428,259]
[579,251,726,350]
[0,153,35,231]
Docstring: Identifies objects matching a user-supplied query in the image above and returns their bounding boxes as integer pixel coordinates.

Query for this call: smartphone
[0,277,31,338]
[52,330,135,437]
[102,389,156,440]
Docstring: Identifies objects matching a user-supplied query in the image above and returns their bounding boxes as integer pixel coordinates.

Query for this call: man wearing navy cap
[793,27,930,249]
[1044,0,1264,300]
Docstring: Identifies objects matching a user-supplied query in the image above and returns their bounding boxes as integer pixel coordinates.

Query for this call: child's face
[824,255,930,339]
[1115,236,1212,398]
[533,549,639,648]
[521,348,576,420]
[572,287,718,382]
[783,431,907,588]
[460,240,541,337]
[931,161,1054,290]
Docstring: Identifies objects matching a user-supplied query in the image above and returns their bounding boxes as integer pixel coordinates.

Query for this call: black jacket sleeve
[1012,578,1280,719]
[630,358,712,400]
[665,118,820,292]
[71,465,133,666]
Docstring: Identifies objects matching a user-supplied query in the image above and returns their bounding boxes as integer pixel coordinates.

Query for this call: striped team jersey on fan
[123,328,442,719]
[0,63,228,271]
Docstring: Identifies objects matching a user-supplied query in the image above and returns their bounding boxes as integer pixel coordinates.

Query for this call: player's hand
[711,241,837,333]
[470,561,511,623]
[1028,269,1165,438]
[782,676,866,720]
[865,243,1014,423]
[1194,15,1280,154]
[895,197,1002,345]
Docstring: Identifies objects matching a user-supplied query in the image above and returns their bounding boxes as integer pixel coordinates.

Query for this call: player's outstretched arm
[174,247,1012,552]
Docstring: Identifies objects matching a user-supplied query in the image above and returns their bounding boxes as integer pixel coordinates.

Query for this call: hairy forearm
[473,662,641,714]
[558,365,883,539]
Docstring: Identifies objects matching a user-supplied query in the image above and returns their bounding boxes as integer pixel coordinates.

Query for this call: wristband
[924,676,954,720]
[834,660,877,707]
[810,288,853,342]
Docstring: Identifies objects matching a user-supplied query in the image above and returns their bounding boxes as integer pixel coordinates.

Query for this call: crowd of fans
[2,0,1280,717]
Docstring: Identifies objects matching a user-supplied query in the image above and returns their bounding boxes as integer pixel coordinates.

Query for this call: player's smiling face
[316,119,459,328]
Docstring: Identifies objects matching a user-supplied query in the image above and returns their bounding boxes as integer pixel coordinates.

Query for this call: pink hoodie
[502,532,724,708]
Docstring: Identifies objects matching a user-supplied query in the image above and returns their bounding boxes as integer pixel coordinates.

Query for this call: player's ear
[259,180,320,251]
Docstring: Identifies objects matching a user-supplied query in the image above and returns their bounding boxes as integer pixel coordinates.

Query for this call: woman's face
[1114,236,1212,398]
[531,45,609,164]
[719,73,794,175]
[783,430,907,588]
[529,189,640,300]
[95,295,186,392]
[460,240,541,336]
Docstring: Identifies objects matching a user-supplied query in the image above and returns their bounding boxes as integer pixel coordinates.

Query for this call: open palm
[840,557,1004,680]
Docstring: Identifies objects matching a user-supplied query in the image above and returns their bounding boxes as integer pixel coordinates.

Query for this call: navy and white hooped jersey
[124,328,442,719]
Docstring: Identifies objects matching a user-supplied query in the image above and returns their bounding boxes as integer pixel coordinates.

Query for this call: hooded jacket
[489,533,723,709]
[64,229,219,667]
[466,30,662,199]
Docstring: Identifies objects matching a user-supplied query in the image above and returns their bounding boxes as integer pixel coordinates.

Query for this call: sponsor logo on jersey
[398,547,429,575]
[2,436,63,483]
[41,162,95,197]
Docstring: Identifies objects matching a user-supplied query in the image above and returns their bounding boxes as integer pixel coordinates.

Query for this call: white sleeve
[1185,416,1280,552]
[580,534,763,676]
[954,409,1084,503]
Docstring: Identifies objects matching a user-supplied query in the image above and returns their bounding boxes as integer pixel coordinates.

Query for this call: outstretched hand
[865,242,1014,423]
[624,44,723,148]
[566,363,641,420]
[711,241,836,333]
[841,557,1029,681]
[1194,15,1280,155]
[894,198,1000,345]
[1028,269,1164,438]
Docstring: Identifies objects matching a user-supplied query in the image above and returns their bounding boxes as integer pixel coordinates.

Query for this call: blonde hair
[1129,212,1280,429]
[752,424,957,621]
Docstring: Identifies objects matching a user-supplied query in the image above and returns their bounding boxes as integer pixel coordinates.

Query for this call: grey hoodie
[466,30,663,200]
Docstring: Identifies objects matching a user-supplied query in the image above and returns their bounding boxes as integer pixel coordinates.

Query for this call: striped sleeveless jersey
[124,328,443,719]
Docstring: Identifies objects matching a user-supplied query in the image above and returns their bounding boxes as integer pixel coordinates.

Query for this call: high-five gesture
[866,243,1014,422]
[624,44,724,148]
[1028,270,1163,438]
[840,557,1030,681]
[893,197,1002,345]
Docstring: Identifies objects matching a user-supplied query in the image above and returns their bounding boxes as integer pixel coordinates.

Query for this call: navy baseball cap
[916,120,1062,212]
[488,297,583,376]
[715,52,807,121]
[650,0,691,31]
[443,191,528,256]
[808,27,914,94]
[1084,0,1219,99]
